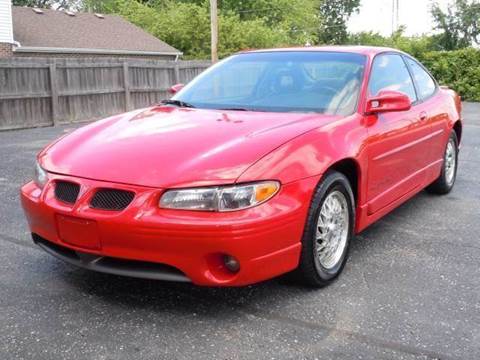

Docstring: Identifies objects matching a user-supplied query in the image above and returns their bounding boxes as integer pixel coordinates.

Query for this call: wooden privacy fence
[0,58,211,131]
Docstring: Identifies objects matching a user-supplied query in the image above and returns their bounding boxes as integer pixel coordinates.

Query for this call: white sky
[348,0,452,36]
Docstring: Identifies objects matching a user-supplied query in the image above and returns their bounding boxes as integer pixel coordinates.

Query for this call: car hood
[40,106,338,188]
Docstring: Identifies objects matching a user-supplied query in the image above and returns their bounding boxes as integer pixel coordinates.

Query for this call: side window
[368,54,417,102]
[406,58,436,100]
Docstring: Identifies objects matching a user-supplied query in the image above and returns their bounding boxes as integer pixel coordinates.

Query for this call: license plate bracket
[56,215,101,250]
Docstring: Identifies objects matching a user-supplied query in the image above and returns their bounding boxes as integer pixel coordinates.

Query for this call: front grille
[54,181,80,204]
[90,189,135,211]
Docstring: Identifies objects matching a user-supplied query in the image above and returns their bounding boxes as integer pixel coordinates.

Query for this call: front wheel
[295,171,355,287]
[427,131,458,194]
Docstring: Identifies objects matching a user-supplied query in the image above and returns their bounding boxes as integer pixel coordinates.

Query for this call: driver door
[365,53,432,215]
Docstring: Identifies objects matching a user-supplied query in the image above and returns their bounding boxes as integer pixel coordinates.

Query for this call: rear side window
[368,54,417,102]
[406,58,437,100]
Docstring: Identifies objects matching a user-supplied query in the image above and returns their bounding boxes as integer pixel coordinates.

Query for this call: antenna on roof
[32,8,44,14]
[65,10,76,16]
[94,13,105,19]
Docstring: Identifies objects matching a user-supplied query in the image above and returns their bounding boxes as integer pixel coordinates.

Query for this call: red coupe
[21,46,462,287]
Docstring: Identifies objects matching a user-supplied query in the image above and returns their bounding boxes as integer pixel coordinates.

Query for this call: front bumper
[20,174,318,286]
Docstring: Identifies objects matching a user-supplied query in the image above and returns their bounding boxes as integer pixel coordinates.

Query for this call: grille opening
[54,181,80,204]
[90,189,135,211]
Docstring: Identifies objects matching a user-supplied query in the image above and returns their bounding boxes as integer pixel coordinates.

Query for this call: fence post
[123,61,131,111]
[49,60,59,126]
[174,62,180,85]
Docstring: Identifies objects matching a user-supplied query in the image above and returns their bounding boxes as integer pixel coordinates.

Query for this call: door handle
[419,111,428,121]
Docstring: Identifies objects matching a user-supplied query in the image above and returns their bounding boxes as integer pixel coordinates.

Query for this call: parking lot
[0,103,479,360]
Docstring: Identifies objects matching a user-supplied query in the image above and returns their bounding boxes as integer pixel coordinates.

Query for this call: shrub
[421,48,480,102]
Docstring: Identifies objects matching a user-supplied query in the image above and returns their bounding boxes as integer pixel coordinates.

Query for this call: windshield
[173,51,366,115]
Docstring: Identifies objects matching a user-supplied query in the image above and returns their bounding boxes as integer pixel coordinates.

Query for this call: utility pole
[395,0,399,33]
[391,0,400,35]
[210,0,218,63]
[391,0,395,35]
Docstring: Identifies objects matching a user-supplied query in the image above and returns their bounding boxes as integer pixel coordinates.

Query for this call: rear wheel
[295,171,355,287]
[427,131,458,194]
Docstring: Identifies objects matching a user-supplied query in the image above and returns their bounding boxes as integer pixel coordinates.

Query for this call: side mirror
[168,83,185,94]
[366,90,411,114]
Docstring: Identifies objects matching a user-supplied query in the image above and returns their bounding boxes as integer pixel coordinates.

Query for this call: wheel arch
[325,158,361,205]
[453,120,462,145]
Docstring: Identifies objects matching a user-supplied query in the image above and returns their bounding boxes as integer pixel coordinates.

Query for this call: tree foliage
[431,0,480,50]
[12,0,48,6]
[12,0,81,9]
[317,0,360,44]
[215,0,319,44]
[347,27,441,59]
[422,48,480,101]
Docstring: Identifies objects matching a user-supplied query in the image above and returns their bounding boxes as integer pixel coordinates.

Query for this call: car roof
[240,45,405,58]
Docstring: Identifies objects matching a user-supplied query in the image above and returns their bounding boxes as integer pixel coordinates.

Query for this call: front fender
[236,114,368,185]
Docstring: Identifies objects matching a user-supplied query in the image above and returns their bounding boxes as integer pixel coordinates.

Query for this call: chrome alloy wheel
[315,190,350,269]
[445,138,456,186]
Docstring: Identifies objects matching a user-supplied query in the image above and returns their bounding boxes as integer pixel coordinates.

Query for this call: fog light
[223,255,240,273]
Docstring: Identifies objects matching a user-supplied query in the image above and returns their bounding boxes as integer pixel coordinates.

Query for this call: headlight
[34,160,48,188]
[159,181,280,212]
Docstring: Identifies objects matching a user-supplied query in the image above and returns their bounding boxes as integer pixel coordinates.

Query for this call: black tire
[294,171,355,287]
[426,131,458,195]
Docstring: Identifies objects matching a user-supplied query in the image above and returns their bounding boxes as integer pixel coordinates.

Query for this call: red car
[21,46,462,287]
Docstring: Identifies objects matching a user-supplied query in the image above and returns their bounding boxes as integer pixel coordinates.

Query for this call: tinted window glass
[368,54,417,102]
[174,52,366,115]
[406,58,436,100]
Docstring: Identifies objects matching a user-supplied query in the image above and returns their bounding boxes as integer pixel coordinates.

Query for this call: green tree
[422,48,480,101]
[431,0,480,50]
[347,31,388,47]
[173,0,320,45]
[82,0,159,12]
[12,0,80,9]
[317,0,360,44]
[346,27,442,59]
[13,0,50,6]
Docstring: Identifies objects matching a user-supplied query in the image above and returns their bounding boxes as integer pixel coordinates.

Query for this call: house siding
[0,0,14,44]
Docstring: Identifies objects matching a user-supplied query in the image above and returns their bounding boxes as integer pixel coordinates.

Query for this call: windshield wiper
[218,107,269,112]
[160,99,196,108]
[217,107,250,111]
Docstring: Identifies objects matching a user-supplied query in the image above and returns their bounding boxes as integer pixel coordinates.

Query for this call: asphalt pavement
[0,103,479,360]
